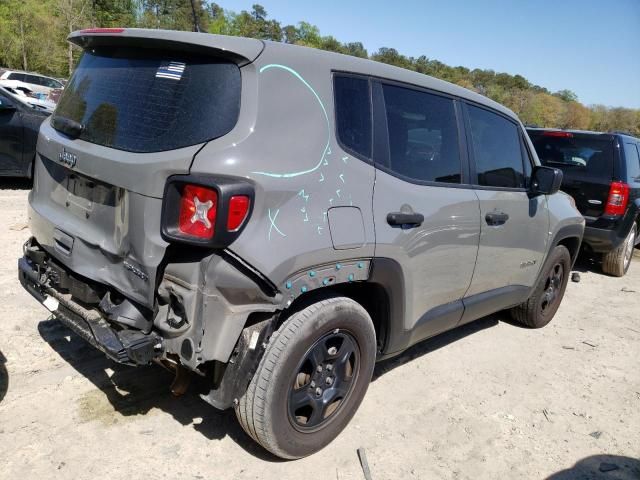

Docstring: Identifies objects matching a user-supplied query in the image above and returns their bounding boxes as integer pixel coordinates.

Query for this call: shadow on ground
[373,314,501,380]
[0,178,32,190]
[37,317,283,462]
[547,455,640,479]
[0,350,7,403]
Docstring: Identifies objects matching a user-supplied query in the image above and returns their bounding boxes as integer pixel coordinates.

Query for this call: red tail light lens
[604,181,629,216]
[542,131,573,138]
[80,28,125,34]
[227,195,251,231]
[178,185,218,239]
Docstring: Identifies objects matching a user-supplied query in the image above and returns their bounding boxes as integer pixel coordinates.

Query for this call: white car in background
[0,69,65,96]
[0,84,56,114]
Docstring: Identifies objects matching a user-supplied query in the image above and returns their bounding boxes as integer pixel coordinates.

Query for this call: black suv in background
[527,128,640,276]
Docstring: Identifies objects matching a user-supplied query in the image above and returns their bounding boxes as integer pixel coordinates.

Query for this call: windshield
[529,133,614,179]
[52,47,241,153]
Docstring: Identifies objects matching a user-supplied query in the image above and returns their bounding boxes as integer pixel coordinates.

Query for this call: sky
[227,0,640,109]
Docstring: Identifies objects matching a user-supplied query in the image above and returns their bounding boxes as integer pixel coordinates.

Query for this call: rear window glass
[530,133,614,179]
[624,142,640,179]
[334,75,372,159]
[52,47,241,153]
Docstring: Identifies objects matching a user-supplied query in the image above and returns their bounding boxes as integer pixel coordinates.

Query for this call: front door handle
[387,212,424,229]
[485,211,509,226]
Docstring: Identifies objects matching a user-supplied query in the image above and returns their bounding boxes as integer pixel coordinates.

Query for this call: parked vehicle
[0,82,56,114]
[0,69,65,96]
[527,128,640,276]
[18,29,584,459]
[0,87,49,178]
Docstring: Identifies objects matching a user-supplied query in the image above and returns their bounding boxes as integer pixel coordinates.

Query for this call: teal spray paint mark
[339,173,345,183]
[252,64,331,179]
[268,209,286,241]
[298,189,310,202]
[319,173,324,182]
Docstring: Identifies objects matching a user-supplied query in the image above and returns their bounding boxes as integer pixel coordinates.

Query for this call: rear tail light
[161,176,254,248]
[604,181,630,216]
[178,185,218,239]
[227,195,251,231]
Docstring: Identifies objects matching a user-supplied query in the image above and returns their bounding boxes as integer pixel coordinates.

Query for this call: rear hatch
[528,130,616,217]
[29,29,262,308]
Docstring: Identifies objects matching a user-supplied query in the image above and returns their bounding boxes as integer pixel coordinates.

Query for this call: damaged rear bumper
[18,240,161,366]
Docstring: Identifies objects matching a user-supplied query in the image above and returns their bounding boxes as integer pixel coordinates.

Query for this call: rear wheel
[602,224,636,277]
[511,245,571,328]
[236,295,376,459]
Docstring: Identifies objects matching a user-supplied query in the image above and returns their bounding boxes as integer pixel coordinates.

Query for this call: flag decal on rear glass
[156,61,186,80]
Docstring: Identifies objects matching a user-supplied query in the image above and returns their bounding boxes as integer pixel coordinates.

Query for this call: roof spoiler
[68,28,265,66]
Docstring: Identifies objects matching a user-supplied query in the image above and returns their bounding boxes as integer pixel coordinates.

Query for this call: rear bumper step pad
[18,244,160,366]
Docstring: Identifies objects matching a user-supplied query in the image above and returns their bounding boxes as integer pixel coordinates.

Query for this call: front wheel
[511,245,571,328]
[602,224,636,277]
[236,295,376,459]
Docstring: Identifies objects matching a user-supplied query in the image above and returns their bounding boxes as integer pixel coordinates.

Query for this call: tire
[602,224,636,277]
[511,245,571,328]
[236,295,376,459]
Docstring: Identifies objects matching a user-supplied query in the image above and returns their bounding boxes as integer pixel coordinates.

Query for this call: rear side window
[382,84,461,184]
[624,142,640,179]
[7,72,25,81]
[467,105,524,189]
[334,75,372,159]
[52,47,241,153]
[530,133,614,179]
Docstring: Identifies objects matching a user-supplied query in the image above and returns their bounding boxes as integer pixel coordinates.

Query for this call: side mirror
[530,166,563,196]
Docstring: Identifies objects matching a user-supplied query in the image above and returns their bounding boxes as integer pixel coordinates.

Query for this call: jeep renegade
[19,29,584,459]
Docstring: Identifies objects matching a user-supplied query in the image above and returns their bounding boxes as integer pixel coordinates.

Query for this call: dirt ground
[0,181,638,480]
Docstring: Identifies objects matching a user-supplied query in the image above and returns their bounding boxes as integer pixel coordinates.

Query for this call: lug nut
[317,365,323,373]
[325,377,333,386]
[326,364,333,371]
[328,346,337,355]
[315,387,323,396]
[310,381,316,388]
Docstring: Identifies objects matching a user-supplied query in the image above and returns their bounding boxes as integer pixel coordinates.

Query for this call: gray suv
[18,29,584,459]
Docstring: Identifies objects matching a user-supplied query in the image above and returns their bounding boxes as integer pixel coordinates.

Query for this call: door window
[381,84,461,184]
[468,105,525,188]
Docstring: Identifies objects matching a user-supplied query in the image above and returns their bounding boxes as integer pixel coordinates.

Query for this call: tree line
[0,1,638,135]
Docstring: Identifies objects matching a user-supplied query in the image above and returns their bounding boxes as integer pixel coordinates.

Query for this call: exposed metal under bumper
[18,250,161,366]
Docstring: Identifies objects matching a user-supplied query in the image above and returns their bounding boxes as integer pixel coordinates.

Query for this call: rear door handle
[387,212,424,229]
[485,212,509,226]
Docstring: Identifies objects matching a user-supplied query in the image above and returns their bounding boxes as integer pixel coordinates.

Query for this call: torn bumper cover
[18,240,161,366]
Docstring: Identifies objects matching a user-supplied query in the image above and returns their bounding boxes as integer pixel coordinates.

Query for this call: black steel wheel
[511,245,571,328]
[539,261,564,315]
[288,330,360,431]
[236,295,376,459]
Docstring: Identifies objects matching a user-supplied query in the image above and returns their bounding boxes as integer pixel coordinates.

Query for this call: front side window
[334,75,372,159]
[468,105,525,188]
[382,84,461,184]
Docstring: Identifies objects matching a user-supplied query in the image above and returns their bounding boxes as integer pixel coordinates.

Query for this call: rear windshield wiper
[51,116,84,139]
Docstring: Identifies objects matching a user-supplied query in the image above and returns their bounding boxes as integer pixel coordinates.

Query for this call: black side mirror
[530,166,563,196]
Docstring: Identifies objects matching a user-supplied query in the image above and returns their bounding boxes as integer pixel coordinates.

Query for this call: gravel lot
[0,182,638,479]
